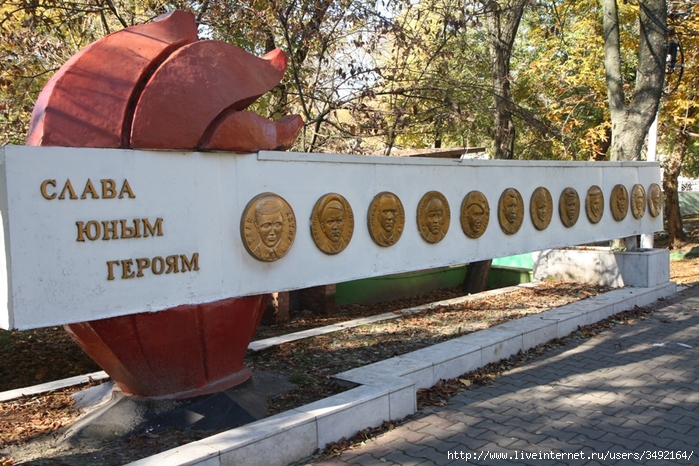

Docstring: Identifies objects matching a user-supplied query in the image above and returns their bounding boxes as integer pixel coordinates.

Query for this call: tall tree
[480,0,529,160]
[657,4,699,248]
[602,0,666,250]
[663,122,692,247]
[602,0,667,162]
[463,0,528,294]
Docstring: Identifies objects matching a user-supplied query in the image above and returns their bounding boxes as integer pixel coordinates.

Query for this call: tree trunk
[462,260,492,294]
[483,0,528,160]
[663,131,688,248]
[602,0,667,250]
[602,0,667,161]
[463,0,528,294]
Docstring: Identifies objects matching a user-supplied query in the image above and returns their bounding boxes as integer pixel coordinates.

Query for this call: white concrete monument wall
[0,146,662,329]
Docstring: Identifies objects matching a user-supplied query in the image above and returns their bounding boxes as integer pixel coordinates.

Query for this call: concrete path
[309,285,699,466]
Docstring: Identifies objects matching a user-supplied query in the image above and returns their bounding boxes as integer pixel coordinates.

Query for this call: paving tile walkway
[308,285,699,465]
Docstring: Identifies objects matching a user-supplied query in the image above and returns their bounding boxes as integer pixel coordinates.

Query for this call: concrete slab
[494,315,559,351]
[294,385,390,448]
[348,356,435,390]
[331,372,415,420]
[213,413,317,466]
[399,340,482,384]
[128,441,220,466]
[453,326,523,365]
[539,308,591,337]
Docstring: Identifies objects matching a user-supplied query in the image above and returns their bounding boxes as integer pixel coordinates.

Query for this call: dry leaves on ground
[307,304,656,463]
[0,329,99,393]
[0,393,79,448]
[248,281,609,416]
[1,280,609,465]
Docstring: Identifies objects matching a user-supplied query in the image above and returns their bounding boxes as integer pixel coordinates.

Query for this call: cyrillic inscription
[76,218,163,242]
[41,179,136,200]
[106,253,199,280]
[40,177,188,282]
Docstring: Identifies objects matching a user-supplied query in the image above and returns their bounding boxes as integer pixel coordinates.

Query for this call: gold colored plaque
[529,187,552,231]
[559,187,580,228]
[585,185,604,224]
[241,193,296,262]
[611,184,629,221]
[648,183,662,218]
[417,191,450,243]
[498,188,524,235]
[311,193,354,255]
[461,191,490,239]
[631,184,646,219]
[368,192,405,247]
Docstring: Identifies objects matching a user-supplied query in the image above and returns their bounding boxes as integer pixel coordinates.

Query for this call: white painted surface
[0,146,663,329]
[533,248,670,287]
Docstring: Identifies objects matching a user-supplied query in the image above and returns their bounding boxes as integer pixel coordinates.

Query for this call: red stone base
[64,295,268,399]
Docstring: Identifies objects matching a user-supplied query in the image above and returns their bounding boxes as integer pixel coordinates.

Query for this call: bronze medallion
[585,185,604,224]
[368,192,405,247]
[631,184,646,219]
[311,193,354,255]
[461,191,490,239]
[498,188,524,235]
[559,187,580,228]
[648,183,662,218]
[610,184,629,221]
[417,191,450,243]
[529,187,552,231]
[241,193,296,262]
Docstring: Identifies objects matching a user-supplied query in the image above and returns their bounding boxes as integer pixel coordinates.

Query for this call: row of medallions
[240,183,662,262]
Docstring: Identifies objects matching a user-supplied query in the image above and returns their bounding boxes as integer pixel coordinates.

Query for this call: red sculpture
[26,10,303,399]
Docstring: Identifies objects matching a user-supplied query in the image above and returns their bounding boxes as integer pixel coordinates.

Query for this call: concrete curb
[124,281,677,466]
[0,371,109,403]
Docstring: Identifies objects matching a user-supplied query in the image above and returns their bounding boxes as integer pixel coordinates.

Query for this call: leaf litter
[0,276,688,465]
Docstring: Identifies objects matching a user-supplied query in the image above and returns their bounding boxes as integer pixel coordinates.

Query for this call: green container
[336,266,468,305]
[336,257,533,305]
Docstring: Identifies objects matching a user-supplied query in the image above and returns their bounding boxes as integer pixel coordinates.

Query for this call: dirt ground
[2,224,699,465]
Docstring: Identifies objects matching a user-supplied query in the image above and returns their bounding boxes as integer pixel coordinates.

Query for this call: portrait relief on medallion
[559,187,580,228]
[461,191,490,239]
[610,184,629,221]
[311,193,354,255]
[529,187,552,231]
[648,183,662,218]
[417,191,450,243]
[241,193,296,262]
[368,192,405,247]
[498,188,524,235]
[631,184,646,219]
[585,185,604,224]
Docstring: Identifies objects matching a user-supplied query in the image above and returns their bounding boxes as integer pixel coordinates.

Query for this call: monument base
[64,294,268,399]
[533,247,670,288]
[62,370,296,448]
